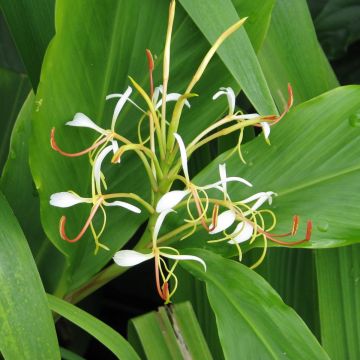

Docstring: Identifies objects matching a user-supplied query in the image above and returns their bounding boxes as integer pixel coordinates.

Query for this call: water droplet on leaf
[317,221,329,232]
[348,111,360,127]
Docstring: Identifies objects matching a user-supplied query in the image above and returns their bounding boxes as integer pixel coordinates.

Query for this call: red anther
[291,215,299,236]
[154,258,167,301]
[191,188,209,231]
[162,282,169,302]
[146,49,154,98]
[51,127,108,157]
[59,202,101,243]
[254,83,294,127]
[305,220,312,241]
[209,204,219,232]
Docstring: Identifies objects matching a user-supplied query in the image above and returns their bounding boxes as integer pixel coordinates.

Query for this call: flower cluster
[49,0,311,302]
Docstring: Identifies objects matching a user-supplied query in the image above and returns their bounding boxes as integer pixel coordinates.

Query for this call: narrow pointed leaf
[179,0,277,115]
[0,193,59,359]
[48,294,140,360]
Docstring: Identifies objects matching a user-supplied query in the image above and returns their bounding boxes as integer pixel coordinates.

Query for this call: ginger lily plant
[49,0,311,302]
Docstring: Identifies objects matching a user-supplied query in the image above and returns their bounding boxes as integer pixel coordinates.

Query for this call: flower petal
[156,190,190,213]
[228,221,253,244]
[93,145,113,193]
[113,250,154,267]
[153,209,174,243]
[111,86,132,131]
[152,85,163,104]
[105,200,141,213]
[107,93,145,113]
[219,163,228,195]
[241,191,276,215]
[161,253,207,271]
[50,192,91,208]
[66,113,106,134]
[202,176,252,190]
[174,133,189,181]
[155,93,191,110]
[212,87,236,114]
[111,140,120,163]
[261,121,271,140]
[209,209,236,234]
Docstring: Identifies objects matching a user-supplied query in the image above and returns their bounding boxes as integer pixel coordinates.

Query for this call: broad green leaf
[0,0,55,87]
[179,0,277,115]
[316,245,360,360]
[189,85,360,250]
[258,0,338,108]
[128,302,212,360]
[30,0,277,293]
[48,294,140,360]
[0,93,65,293]
[0,193,59,359]
[180,249,329,359]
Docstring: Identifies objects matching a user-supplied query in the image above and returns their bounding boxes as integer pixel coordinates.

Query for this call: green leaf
[179,0,277,115]
[258,0,338,107]
[0,92,65,293]
[128,302,212,360]
[316,245,360,360]
[48,294,140,360]
[0,192,59,359]
[180,249,329,359]
[0,0,55,87]
[191,85,360,249]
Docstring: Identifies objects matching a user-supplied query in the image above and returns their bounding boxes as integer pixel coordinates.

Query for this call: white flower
[213,87,236,114]
[241,191,276,215]
[113,209,206,269]
[153,85,191,110]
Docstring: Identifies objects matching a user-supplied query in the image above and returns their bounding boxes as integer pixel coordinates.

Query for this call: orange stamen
[254,83,294,127]
[146,49,154,99]
[191,188,209,231]
[154,257,167,301]
[59,201,102,243]
[51,127,108,157]
[162,282,169,302]
[208,204,219,232]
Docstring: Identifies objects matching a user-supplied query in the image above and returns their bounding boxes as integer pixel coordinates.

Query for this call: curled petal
[209,209,236,234]
[94,145,113,193]
[106,93,145,113]
[212,87,236,114]
[50,192,91,208]
[152,85,163,105]
[202,176,252,190]
[161,253,207,271]
[105,200,141,213]
[153,209,174,243]
[219,163,227,194]
[261,122,271,141]
[111,140,120,163]
[174,133,190,181]
[228,221,253,244]
[113,250,154,267]
[155,93,191,109]
[111,86,132,131]
[66,113,106,135]
[156,190,190,213]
